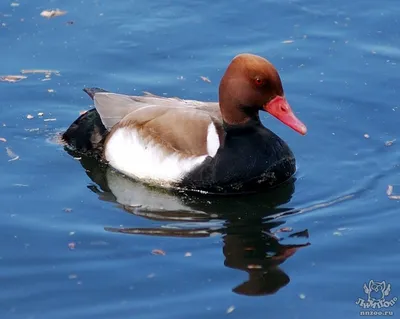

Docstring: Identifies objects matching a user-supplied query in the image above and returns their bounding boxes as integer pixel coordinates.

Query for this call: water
[1,0,399,318]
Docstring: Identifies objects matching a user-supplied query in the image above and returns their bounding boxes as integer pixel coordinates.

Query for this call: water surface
[1,0,399,318]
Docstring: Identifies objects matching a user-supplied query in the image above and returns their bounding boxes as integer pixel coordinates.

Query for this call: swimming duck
[62,53,307,194]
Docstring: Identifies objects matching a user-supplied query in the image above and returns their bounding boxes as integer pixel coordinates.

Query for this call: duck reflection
[68,151,310,296]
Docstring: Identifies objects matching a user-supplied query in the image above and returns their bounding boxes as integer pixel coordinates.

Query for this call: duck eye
[254,78,263,86]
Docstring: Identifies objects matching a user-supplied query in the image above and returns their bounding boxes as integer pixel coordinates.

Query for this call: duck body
[62,54,306,194]
[179,120,296,193]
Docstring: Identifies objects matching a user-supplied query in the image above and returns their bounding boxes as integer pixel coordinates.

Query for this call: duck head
[219,53,307,135]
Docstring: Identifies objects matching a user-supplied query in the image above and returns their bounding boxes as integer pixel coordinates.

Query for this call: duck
[62,53,307,194]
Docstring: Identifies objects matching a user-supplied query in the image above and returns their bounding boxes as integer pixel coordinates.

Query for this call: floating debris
[282,40,294,44]
[64,208,72,213]
[38,112,44,117]
[200,76,211,83]
[44,118,57,122]
[26,114,34,119]
[66,21,74,25]
[40,9,67,19]
[387,185,393,196]
[0,137,6,142]
[151,249,166,256]
[20,69,60,76]
[68,242,76,250]
[299,293,306,299]
[387,184,400,200]
[184,252,192,257]
[68,274,78,279]
[364,134,370,139]
[0,75,27,83]
[6,147,19,161]
[226,306,235,314]
[385,139,396,147]
[11,3,20,7]
[333,231,342,236]
[25,128,39,132]
[47,89,54,93]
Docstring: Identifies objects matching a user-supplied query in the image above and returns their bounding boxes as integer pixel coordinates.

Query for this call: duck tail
[61,88,109,158]
[83,87,108,100]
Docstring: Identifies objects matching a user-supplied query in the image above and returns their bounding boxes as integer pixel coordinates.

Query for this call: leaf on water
[6,147,19,161]
[40,9,67,19]
[0,75,27,83]
[385,139,396,147]
[151,249,166,256]
[282,40,294,44]
[200,76,211,83]
[0,137,6,142]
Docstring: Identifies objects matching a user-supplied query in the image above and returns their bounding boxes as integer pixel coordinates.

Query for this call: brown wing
[94,92,221,130]
[108,106,224,157]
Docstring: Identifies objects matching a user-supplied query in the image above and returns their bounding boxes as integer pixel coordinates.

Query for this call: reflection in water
[67,150,311,296]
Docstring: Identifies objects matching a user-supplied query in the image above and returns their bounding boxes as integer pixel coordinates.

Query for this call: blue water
[1,0,399,318]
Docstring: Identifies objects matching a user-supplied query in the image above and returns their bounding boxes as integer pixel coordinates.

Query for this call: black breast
[61,108,108,159]
[179,119,296,194]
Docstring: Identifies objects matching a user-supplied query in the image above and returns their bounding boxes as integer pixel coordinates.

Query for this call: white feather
[104,127,207,186]
[206,122,220,157]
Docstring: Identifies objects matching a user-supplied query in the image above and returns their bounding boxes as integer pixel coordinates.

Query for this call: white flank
[105,127,207,185]
[206,122,220,157]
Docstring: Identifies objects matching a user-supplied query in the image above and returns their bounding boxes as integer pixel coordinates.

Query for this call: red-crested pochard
[62,53,307,194]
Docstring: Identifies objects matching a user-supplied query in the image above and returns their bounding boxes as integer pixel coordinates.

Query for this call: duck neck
[222,113,262,133]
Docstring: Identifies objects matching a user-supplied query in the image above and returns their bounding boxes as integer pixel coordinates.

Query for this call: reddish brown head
[219,53,307,135]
